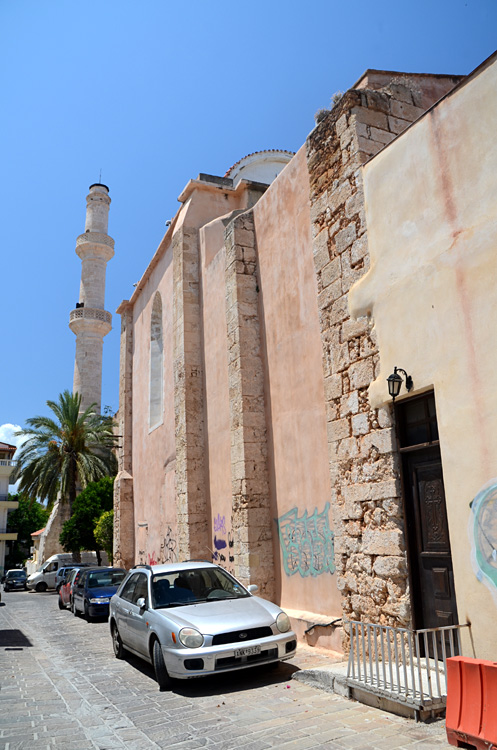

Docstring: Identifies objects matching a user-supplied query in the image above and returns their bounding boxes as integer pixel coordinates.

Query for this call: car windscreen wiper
[154,601,195,609]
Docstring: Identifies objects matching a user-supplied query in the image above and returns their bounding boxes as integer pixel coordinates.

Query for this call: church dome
[225,150,295,186]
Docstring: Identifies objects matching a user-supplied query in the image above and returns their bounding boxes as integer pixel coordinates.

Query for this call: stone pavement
[0,590,453,749]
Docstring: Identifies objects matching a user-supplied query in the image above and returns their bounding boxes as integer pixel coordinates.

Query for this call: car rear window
[87,570,126,588]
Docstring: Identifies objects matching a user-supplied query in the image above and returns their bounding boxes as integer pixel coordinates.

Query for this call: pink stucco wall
[253,147,341,617]
[131,243,177,565]
[130,186,248,567]
[200,218,234,572]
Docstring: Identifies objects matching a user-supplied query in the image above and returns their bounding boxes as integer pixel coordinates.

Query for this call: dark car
[3,569,28,591]
[72,567,126,620]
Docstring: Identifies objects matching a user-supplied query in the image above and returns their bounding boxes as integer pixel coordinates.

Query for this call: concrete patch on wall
[277,503,335,578]
[470,479,497,604]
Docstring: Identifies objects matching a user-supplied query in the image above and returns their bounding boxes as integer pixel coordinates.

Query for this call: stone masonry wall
[306,81,441,646]
[224,210,275,600]
[173,226,210,561]
[113,301,135,569]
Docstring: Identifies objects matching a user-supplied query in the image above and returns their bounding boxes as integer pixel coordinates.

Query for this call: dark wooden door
[403,446,459,632]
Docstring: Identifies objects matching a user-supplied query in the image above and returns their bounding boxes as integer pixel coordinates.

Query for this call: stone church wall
[305,75,459,645]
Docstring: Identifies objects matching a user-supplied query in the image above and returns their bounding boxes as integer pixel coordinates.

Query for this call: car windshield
[151,567,250,609]
[87,570,126,588]
[8,570,26,579]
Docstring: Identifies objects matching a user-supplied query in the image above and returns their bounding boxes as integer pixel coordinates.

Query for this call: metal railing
[0,460,16,467]
[347,620,469,713]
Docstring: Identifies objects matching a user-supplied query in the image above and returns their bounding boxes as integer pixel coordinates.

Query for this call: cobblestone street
[0,590,451,749]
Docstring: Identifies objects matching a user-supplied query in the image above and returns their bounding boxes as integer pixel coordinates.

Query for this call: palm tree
[13,390,118,509]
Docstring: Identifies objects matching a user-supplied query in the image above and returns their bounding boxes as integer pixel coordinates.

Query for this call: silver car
[109,562,297,690]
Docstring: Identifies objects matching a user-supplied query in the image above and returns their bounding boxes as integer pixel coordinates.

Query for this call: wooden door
[396,392,459,656]
[403,447,459,632]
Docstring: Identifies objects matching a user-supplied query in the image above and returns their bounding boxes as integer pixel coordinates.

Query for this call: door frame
[395,391,458,632]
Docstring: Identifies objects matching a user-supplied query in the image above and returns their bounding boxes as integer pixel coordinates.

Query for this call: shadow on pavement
[0,629,33,647]
[122,651,300,697]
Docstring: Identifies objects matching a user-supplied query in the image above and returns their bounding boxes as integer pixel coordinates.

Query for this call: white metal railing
[346,620,469,713]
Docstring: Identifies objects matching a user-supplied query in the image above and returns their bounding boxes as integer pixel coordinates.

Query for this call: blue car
[72,567,126,620]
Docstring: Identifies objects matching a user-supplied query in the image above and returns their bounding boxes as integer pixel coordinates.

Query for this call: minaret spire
[69,183,114,413]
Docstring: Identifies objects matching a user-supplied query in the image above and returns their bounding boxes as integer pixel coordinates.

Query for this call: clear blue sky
[1,0,495,442]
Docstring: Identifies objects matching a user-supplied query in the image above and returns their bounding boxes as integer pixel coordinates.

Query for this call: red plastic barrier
[446,656,497,749]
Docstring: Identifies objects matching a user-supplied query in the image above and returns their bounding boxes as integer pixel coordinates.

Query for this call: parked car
[109,562,297,691]
[55,565,89,592]
[72,567,127,620]
[58,567,84,610]
[3,569,28,592]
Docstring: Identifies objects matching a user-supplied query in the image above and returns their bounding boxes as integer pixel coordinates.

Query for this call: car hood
[153,595,282,634]
[87,586,119,598]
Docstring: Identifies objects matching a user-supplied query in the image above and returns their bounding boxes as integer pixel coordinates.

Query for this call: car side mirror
[247,584,259,594]
[136,597,147,610]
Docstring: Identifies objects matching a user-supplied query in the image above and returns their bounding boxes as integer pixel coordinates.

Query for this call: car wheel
[58,596,64,610]
[35,582,48,593]
[111,624,125,659]
[152,640,172,691]
[84,601,92,622]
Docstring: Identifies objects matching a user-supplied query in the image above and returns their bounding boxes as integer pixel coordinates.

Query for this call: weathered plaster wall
[131,244,176,565]
[252,147,341,625]
[199,218,233,572]
[349,55,497,659]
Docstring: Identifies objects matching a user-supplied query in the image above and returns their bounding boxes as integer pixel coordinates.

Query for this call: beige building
[114,52,497,659]
[0,442,18,576]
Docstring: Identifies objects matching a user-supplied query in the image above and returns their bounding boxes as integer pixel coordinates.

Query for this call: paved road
[0,589,451,750]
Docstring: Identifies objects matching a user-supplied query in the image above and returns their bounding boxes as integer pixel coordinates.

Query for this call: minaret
[69,183,114,413]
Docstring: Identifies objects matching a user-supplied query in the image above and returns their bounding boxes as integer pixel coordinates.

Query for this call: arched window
[149,292,163,428]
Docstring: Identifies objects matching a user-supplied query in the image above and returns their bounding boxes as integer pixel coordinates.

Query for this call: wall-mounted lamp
[387,366,413,401]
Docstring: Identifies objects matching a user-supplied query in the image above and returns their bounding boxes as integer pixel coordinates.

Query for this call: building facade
[114,53,497,658]
[0,442,18,576]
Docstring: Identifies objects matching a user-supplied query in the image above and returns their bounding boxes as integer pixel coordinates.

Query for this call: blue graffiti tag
[277,503,335,577]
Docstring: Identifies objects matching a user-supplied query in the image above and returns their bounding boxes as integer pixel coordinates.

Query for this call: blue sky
[1,0,496,443]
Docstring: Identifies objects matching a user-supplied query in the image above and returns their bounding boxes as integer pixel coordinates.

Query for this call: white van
[27,552,103,592]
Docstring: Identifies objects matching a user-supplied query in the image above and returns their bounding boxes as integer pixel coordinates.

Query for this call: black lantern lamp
[387,366,413,401]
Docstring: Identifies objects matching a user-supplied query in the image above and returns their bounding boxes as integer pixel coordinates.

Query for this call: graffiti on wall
[469,479,497,604]
[212,514,235,573]
[277,502,335,578]
[137,526,178,567]
[160,526,178,563]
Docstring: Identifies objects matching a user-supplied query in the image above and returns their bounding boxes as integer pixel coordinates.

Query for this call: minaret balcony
[69,307,112,336]
[76,232,115,262]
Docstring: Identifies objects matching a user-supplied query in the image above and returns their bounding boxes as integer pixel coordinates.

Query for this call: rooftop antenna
[99,168,102,183]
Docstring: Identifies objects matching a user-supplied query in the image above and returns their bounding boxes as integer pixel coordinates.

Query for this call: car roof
[133,561,218,575]
[6,569,26,574]
[81,567,126,574]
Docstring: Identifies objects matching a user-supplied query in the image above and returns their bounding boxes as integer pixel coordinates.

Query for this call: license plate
[234,644,261,658]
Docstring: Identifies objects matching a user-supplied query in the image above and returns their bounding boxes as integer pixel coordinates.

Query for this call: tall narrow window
[149,292,163,428]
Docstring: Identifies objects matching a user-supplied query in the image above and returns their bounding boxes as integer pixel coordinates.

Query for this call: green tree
[59,477,114,565]
[94,510,114,565]
[13,390,118,510]
[5,494,50,568]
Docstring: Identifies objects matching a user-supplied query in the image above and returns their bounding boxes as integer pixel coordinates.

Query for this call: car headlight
[178,627,204,648]
[276,612,291,633]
